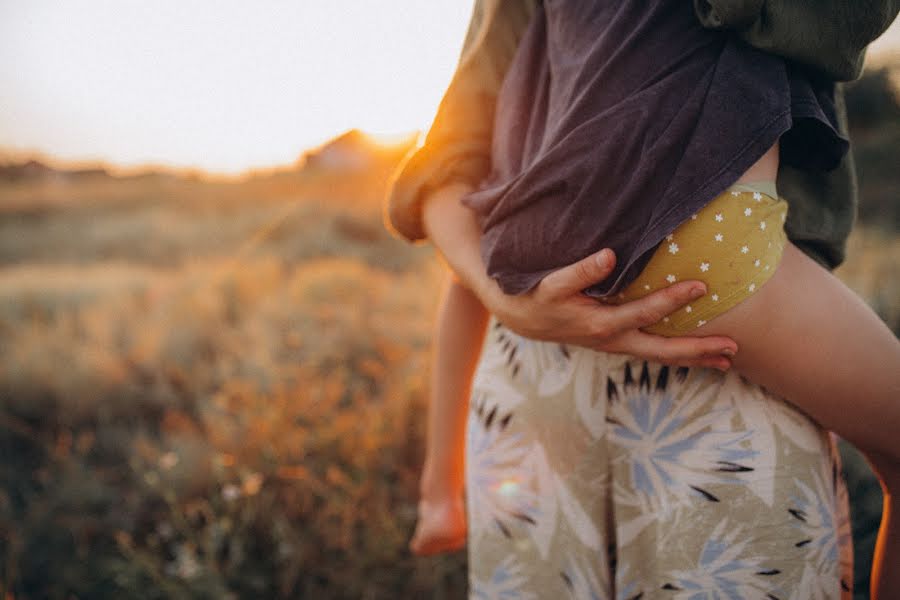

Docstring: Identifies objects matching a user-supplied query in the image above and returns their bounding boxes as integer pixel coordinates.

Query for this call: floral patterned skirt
[466,317,853,599]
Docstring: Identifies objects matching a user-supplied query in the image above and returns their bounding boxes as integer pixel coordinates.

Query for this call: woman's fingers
[506,249,738,366]
[604,329,737,368]
[599,280,711,335]
[694,356,734,371]
[538,248,616,299]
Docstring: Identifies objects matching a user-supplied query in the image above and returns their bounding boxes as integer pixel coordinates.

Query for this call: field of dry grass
[0,151,896,597]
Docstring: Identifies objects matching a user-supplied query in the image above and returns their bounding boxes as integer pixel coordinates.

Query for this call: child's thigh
[692,242,900,459]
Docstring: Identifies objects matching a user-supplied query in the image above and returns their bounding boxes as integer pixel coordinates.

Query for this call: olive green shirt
[385,0,898,270]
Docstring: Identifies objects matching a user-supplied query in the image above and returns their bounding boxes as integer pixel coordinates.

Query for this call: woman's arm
[423,182,739,371]
[694,0,900,80]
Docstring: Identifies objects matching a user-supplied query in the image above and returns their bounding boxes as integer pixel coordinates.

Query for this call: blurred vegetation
[0,68,897,599]
[845,66,900,231]
[0,144,470,599]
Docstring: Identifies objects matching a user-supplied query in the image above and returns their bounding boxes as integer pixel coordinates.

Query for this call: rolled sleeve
[384,0,537,242]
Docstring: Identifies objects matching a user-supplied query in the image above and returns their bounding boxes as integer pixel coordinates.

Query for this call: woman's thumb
[541,248,616,297]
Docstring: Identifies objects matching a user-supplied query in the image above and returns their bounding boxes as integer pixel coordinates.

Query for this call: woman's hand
[422,182,738,371]
[484,248,737,370]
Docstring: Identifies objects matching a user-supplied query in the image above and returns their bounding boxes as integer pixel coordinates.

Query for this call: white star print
[668,242,679,254]
[753,192,762,201]
[665,234,674,242]
[711,294,719,301]
[754,259,761,267]
[691,214,698,220]
[644,284,651,290]
[764,265,770,271]
[666,274,676,283]
[685,306,692,313]
[731,191,740,197]
[715,213,724,222]
[749,283,756,292]
[760,221,766,231]
[744,207,752,216]
[741,245,749,254]
[700,262,709,272]
[663,317,670,323]
[698,320,707,327]
[714,233,724,242]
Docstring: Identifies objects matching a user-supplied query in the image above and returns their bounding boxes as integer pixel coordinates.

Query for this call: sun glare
[364,130,420,149]
[0,1,474,174]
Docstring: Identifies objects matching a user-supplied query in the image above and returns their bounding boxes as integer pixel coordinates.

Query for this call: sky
[0,1,475,174]
[1,2,898,175]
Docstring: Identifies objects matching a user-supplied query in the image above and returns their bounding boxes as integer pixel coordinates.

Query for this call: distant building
[299,129,375,172]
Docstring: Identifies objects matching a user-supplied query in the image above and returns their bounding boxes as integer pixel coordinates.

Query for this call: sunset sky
[1,2,898,175]
[0,1,475,174]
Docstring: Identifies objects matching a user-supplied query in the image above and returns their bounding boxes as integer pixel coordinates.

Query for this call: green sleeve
[694,0,900,80]
[779,84,858,271]
[384,0,538,243]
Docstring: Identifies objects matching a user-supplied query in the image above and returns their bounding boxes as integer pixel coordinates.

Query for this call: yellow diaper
[615,181,787,336]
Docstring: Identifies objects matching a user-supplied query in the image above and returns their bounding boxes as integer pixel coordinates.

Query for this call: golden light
[365,130,420,149]
[0,1,475,175]
[497,477,521,498]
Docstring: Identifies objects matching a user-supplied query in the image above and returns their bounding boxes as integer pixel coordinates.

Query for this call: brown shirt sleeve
[383,0,538,242]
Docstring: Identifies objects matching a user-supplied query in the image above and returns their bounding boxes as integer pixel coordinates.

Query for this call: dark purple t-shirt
[460,0,848,298]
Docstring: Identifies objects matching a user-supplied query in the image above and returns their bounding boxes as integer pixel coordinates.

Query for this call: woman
[387,1,899,596]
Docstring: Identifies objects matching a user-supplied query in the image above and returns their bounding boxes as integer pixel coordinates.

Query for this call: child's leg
[691,242,900,597]
[693,242,900,458]
[410,273,489,555]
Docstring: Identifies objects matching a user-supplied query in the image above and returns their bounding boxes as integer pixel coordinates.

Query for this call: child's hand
[409,496,466,556]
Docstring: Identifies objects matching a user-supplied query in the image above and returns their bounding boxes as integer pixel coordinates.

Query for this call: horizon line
[0,127,422,182]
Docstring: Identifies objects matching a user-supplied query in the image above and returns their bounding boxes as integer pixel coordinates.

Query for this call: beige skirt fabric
[465,317,853,599]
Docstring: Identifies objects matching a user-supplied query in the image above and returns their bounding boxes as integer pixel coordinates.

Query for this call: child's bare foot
[409,496,466,556]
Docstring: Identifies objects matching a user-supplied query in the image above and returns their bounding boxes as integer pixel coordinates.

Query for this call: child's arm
[691,241,900,598]
[410,273,489,555]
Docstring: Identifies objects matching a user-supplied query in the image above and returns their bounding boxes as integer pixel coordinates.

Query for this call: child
[403,1,900,594]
